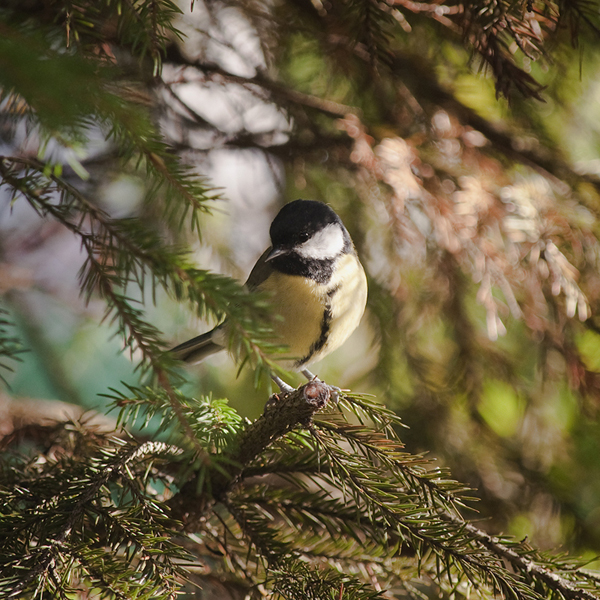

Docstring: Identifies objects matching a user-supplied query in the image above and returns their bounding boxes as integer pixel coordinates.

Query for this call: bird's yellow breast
[260,253,367,369]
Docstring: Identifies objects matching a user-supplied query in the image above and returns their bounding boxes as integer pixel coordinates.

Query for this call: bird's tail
[170,329,223,364]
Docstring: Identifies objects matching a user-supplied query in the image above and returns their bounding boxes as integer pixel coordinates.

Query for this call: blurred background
[3,0,600,566]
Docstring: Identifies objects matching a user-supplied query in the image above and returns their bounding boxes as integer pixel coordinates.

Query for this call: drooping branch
[9,440,183,598]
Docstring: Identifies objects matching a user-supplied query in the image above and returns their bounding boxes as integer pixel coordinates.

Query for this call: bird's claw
[301,369,343,404]
[271,374,295,395]
[268,372,344,410]
[327,384,342,404]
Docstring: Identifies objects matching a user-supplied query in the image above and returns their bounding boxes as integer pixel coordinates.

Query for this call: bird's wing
[245,248,274,291]
[170,329,223,363]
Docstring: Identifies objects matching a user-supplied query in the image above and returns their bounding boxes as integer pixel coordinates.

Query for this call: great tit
[171,199,368,386]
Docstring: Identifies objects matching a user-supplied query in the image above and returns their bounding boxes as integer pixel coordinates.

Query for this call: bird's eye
[299,232,310,242]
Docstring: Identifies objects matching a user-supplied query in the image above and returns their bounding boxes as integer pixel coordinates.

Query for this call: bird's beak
[266,246,290,261]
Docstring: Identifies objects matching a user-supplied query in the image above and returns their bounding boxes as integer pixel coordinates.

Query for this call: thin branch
[163,45,359,119]
[452,517,600,600]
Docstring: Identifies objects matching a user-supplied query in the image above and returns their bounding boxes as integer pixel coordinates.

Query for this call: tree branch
[163,44,359,119]
[452,516,600,600]
[169,380,332,525]
[10,440,181,597]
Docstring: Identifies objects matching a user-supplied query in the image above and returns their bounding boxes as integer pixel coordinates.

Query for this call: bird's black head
[267,199,352,283]
[269,199,343,249]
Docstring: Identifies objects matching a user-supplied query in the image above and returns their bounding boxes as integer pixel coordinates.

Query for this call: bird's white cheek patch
[297,224,345,260]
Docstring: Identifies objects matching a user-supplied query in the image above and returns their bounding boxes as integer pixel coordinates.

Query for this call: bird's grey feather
[170,329,223,364]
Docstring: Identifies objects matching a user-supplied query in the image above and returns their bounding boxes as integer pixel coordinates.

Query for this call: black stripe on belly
[295,285,340,367]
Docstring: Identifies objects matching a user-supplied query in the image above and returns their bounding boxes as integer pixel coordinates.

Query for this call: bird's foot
[301,368,317,381]
[300,369,342,404]
[271,374,295,395]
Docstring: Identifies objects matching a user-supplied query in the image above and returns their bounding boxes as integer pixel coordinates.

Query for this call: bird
[171,199,368,391]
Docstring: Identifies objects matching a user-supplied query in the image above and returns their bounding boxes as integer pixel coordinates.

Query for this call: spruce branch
[309,405,600,599]
[343,0,395,71]
[0,155,285,452]
[4,381,600,599]
[216,389,600,600]
[0,22,214,231]
[166,16,600,200]
[223,498,387,600]
[14,0,185,71]
[383,0,598,99]
[6,439,183,598]
[314,415,473,515]
[453,517,600,600]
[169,380,332,522]
[0,155,283,368]
[165,380,600,599]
